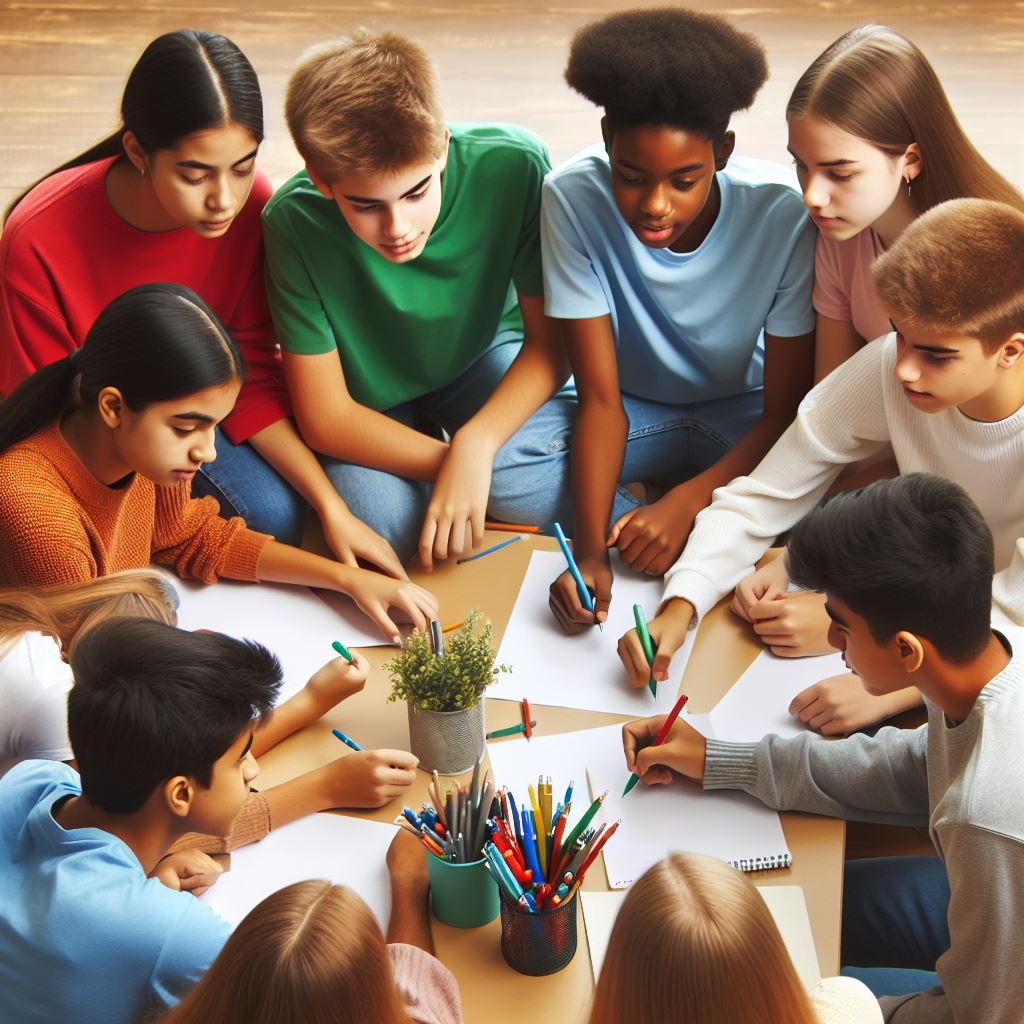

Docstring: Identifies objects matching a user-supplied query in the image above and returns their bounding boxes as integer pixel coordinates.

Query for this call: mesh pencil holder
[498,887,578,975]
[406,701,485,776]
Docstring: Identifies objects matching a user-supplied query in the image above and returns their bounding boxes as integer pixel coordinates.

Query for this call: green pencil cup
[428,854,500,928]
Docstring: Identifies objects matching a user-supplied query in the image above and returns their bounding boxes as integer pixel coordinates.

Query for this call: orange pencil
[484,520,541,534]
[441,620,464,633]
[522,698,533,740]
[549,805,569,882]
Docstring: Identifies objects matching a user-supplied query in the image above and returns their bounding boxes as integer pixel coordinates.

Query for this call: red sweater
[0,421,269,586]
[0,159,290,443]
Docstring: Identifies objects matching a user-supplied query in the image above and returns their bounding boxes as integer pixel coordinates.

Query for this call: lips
[200,217,233,230]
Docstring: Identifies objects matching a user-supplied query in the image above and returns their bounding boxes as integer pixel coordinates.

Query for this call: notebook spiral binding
[730,853,793,872]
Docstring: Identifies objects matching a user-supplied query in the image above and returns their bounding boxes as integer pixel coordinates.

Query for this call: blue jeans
[840,856,950,999]
[192,427,308,546]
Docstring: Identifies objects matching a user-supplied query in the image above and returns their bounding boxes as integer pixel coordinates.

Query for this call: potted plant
[385,610,510,774]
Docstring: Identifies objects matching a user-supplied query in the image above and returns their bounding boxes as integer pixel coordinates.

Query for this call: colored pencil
[484,520,541,534]
[522,698,533,740]
[623,691,690,796]
[456,534,522,564]
[632,603,657,698]
[331,728,363,752]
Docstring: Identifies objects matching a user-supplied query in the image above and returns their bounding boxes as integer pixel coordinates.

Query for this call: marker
[632,604,657,699]
[331,728,363,752]
[429,619,445,657]
[456,534,522,564]
[553,522,600,629]
[623,691,690,796]
[331,640,354,663]
[522,698,533,741]
[485,721,536,740]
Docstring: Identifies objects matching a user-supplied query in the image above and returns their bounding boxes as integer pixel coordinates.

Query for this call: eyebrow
[171,412,217,424]
[617,158,704,175]
[786,147,858,168]
[823,602,847,628]
[342,174,432,204]
[889,318,959,354]
[237,732,254,763]
[175,148,260,172]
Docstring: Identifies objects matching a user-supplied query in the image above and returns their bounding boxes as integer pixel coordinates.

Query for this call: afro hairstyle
[565,7,768,139]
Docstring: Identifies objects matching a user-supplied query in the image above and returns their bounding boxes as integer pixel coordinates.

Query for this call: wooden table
[255,532,844,1023]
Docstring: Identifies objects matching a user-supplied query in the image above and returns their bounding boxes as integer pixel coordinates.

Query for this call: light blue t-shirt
[541,147,816,404]
[0,760,231,1024]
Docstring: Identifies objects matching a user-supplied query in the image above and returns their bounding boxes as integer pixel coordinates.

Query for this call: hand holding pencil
[622,704,706,788]
[617,597,694,689]
[549,523,613,634]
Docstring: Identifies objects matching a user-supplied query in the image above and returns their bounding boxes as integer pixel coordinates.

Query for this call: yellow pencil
[528,783,547,875]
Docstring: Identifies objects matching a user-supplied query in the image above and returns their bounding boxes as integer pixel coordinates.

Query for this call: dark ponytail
[0,283,246,453]
[5,30,263,221]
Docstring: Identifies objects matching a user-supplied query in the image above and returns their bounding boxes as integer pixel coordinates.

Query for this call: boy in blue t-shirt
[0,620,280,1024]
[540,8,816,633]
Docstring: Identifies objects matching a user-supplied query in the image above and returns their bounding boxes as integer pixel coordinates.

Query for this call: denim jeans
[840,856,950,999]
[192,427,308,546]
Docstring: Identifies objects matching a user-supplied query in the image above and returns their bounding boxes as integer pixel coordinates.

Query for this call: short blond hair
[285,30,446,181]
[874,198,1024,352]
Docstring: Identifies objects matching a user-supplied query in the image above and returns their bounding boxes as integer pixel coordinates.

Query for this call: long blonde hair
[787,25,1023,216]
[588,853,817,1024]
[162,881,414,1024]
[0,569,178,659]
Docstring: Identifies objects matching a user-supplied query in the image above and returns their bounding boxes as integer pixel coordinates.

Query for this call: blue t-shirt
[0,760,231,1024]
[541,148,816,404]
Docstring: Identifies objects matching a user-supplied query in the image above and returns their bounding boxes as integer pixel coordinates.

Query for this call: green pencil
[485,721,537,739]
[633,604,657,698]
[331,640,354,663]
[557,791,606,866]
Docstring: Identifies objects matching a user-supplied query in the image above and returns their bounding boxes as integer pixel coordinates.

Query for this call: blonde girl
[588,853,881,1024]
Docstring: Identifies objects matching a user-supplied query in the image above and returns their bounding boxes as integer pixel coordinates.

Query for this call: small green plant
[384,609,510,712]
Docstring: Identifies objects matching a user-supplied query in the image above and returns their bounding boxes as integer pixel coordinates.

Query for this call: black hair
[68,618,281,814]
[565,7,768,140]
[5,30,263,221]
[0,282,246,454]
[786,474,994,663]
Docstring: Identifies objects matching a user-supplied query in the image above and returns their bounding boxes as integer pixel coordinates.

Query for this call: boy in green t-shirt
[263,31,569,566]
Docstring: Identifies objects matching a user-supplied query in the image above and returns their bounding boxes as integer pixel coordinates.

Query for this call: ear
[96,387,126,428]
[305,165,335,201]
[715,131,736,171]
[436,128,451,175]
[122,131,150,176]
[996,331,1024,369]
[902,142,923,182]
[600,115,612,157]
[164,775,194,819]
[894,630,925,673]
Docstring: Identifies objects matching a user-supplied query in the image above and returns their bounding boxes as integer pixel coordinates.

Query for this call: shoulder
[262,169,332,227]
[388,943,463,1024]
[809,976,884,1023]
[448,123,551,177]
[543,144,614,212]
[722,157,807,217]
[0,758,77,818]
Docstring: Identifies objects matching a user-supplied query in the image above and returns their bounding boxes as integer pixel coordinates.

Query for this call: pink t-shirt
[388,944,463,1024]
[812,229,891,344]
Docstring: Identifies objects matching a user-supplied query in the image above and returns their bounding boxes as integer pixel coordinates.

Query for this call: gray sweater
[703,656,1024,1024]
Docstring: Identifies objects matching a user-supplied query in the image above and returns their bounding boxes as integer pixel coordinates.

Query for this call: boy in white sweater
[623,473,1024,1023]
[618,199,1024,732]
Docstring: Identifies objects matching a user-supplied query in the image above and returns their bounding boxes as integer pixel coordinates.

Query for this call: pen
[429,619,445,657]
[552,521,600,628]
[632,603,657,699]
[456,534,522,564]
[331,640,354,663]
[623,691,690,796]
[331,728,363,752]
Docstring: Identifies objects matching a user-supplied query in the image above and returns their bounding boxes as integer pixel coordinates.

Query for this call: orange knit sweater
[0,421,270,585]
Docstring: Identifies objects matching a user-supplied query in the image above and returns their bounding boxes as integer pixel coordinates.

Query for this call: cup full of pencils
[397,762,500,928]
[485,776,620,975]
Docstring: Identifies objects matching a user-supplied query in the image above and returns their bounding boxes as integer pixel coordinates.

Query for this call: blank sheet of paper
[157,571,390,704]
[200,813,396,929]
[710,650,847,742]
[582,885,820,989]
[489,550,694,716]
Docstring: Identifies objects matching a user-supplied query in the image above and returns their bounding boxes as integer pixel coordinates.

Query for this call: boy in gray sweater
[623,473,1024,1023]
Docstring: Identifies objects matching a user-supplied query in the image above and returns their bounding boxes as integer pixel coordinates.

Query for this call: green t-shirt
[262,123,551,411]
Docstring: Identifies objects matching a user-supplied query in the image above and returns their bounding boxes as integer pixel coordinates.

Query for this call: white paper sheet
[710,650,847,742]
[489,550,695,716]
[200,813,396,929]
[157,570,390,704]
[582,885,820,989]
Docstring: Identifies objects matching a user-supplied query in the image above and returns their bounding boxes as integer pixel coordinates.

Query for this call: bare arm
[814,315,864,383]
[385,830,434,953]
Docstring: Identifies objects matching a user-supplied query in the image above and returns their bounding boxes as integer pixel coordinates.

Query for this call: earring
[904,175,912,196]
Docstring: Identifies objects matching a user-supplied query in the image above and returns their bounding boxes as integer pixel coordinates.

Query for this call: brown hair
[588,854,817,1024]
[161,881,413,1024]
[874,198,1024,351]
[0,569,178,660]
[285,30,446,181]
[787,25,1023,216]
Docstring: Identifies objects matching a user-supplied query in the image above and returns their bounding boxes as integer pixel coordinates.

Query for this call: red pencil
[549,805,569,882]
[569,819,621,892]
[522,698,533,740]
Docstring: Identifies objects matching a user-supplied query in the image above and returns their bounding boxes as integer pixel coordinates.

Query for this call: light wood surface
[256,531,844,1023]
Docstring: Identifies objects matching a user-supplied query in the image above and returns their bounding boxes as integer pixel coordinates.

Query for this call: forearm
[255,538,369,593]
[571,400,628,556]
[259,764,334,828]
[251,689,321,758]
[387,877,435,953]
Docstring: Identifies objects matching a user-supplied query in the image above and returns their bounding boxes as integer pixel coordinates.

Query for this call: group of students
[0,5,1021,1023]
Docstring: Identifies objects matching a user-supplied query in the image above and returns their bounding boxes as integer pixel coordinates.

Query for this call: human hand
[606,483,708,576]
[343,570,438,644]
[748,590,835,657]
[386,827,429,892]
[789,674,923,736]
[316,748,419,809]
[730,550,790,622]
[419,432,495,571]
[303,650,370,713]
[151,849,224,897]
[617,598,693,689]
[623,716,706,786]
[321,504,409,581]
[548,554,612,634]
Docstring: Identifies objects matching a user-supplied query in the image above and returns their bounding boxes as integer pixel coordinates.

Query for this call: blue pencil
[456,534,522,564]
[331,728,364,752]
[553,521,597,619]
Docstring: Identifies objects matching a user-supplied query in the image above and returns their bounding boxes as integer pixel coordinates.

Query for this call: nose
[639,184,671,220]
[206,174,233,214]
[893,346,921,384]
[243,752,260,785]
[384,204,411,241]
[826,621,844,651]
[802,173,829,212]
[188,432,216,466]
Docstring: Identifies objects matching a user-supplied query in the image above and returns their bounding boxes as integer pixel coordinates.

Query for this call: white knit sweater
[663,334,1024,624]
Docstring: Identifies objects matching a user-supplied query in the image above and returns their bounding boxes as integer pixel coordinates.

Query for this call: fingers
[606,508,638,548]
[617,629,655,689]
[639,766,674,787]
[364,600,401,644]
[549,572,597,635]
[650,643,676,684]
[730,590,754,623]
[788,684,819,718]
[622,717,663,771]
[469,506,485,553]
[369,541,410,581]
[418,517,438,573]
[372,748,420,771]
